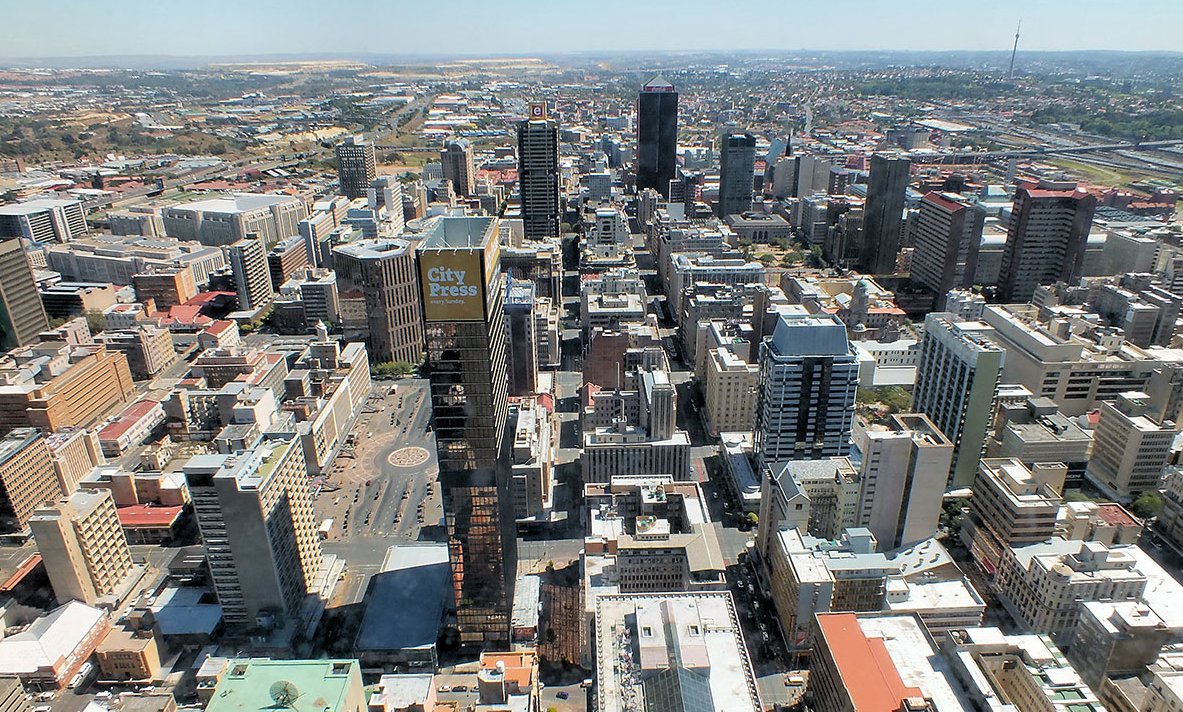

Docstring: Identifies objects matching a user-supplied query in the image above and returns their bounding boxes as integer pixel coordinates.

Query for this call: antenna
[269,681,301,708]
[1008,20,1022,80]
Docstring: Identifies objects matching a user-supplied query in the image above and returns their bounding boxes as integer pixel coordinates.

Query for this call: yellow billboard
[419,250,486,322]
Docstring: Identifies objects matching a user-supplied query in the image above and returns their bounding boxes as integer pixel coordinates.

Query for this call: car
[556,692,569,700]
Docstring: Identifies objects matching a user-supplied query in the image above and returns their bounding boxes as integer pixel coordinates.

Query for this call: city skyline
[2,1,1182,60]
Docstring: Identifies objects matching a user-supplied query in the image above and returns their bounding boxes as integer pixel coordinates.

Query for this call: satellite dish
[269,681,301,708]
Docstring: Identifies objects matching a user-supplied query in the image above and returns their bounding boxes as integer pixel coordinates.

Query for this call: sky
[3,0,1181,58]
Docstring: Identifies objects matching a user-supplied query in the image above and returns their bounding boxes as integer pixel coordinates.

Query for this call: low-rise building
[1066,601,1182,691]
[0,601,110,688]
[98,326,176,380]
[203,659,365,712]
[987,395,1093,488]
[475,651,539,712]
[95,625,163,682]
[97,400,166,456]
[368,674,436,712]
[509,398,554,520]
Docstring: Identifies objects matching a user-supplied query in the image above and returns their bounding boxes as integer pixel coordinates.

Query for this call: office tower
[716,132,756,217]
[335,135,377,200]
[0,198,87,243]
[441,139,475,197]
[755,313,859,466]
[226,238,274,312]
[0,428,66,533]
[852,414,953,549]
[516,106,560,240]
[267,235,309,290]
[0,238,49,349]
[911,192,986,308]
[417,216,515,648]
[964,459,1064,567]
[333,238,424,364]
[859,154,911,274]
[1086,391,1179,500]
[0,343,134,434]
[505,279,539,396]
[161,194,307,250]
[636,77,678,197]
[998,187,1097,303]
[184,435,323,627]
[30,489,133,606]
[131,266,198,310]
[912,312,1005,488]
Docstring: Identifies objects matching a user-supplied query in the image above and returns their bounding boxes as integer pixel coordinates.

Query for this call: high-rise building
[755,313,859,466]
[998,186,1097,303]
[852,414,953,549]
[417,216,515,648]
[267,235,309,290]
[859,154,910,275]
[0,199,88,243]
[0,343,134,433]
[516,106,560,240]
[505,279,539,396]
[636,77,678,197]
[335,135,377,200]
[0,238,49,349]
[333,238,424,365]
[183,435,323,627]
[0,428,65,533]
[441,139,475,197]
[1086,391,1179,500]
[161,194,307,250]
[717,133,756,217]
[225,238,274,312]
[912,313,1005,488]
[911,192,986,308]
[30,489,134,606]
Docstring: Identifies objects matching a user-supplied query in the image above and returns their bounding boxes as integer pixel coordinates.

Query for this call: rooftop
[206,659,360,712]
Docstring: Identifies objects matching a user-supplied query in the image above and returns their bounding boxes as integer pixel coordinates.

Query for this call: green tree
[745,512,759,528]
[374,361,416,378]
[84,309,106,335]
[1131,491,1164,519]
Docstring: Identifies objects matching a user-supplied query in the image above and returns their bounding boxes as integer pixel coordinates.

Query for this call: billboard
[529,102,547,119]
[419,250,486,322]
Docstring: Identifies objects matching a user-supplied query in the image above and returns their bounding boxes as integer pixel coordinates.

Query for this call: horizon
[3,0,1182,60]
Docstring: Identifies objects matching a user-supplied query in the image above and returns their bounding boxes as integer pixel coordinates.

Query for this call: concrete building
[1066,601,1181,692]
[475,651,539,712]
[757,458,861,557]
[859,154,911,275]
[441,139,475,197]
[0,343,134,433]
[368,674,436,712]
[95,625,163,682]
[225,238,274,312]
[717,133,756,217]
[354,544,451,671]
[509,398,554,520]
[704,347,758,435]
[592,593,761,712]
[45,234,224,287]
[724,212,791,244]
[516,108,560,240]
[987,395,1093,488]
[505,280,539,396]
[0,237,49,349]
[996,539,1147,641]
[963,459,1064,569]
[267,235,309,290]
[636,77,678,197]
[583,368,691,483]
[0,428,64,533]
[910,192,986,308]
[336,135,377,200]
[30,489,135,606]
[184,436,323,627]
[755,313,859,466]
[998,187,1097,303]
[131,266,197,311]
[0,199,87,243]
[98,326,177,380]
[808,613,970,712]
[333,238,423,365]
[912,313,1005,488]
[851,414,953,549]
[0,601,110,689]
[204,659,365,712]
[44,428,104,495]
[1086,391,1178,501]
[161,194,306,249]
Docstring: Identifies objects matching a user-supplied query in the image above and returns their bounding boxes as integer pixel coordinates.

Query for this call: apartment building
[30,489,135,606]
[0,343,134,433]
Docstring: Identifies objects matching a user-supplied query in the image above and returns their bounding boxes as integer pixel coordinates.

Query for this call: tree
[374,361,416,378]
[84,309,106,335]
[1131,491,1164,519]
[745,512,759,528]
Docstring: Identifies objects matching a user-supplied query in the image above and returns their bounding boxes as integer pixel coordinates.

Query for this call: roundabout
[388,446,431,468]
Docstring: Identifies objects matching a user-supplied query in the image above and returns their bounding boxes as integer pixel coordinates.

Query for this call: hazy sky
[4,0,1181,57]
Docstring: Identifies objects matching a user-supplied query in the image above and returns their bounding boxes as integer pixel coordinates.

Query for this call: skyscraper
[505,279,539,396]
[516,105,560,240]
[0,237,48,349]
[755,313,859,466]
[998,186,1096,303]
[184,435,323,627]
[0,428,65,533]
[859,154,911,274]
[226,238,274,312]
[333,238,424,365]
[911,192,986,308]
[30,489,133,606]
[441,139,476,197]
[636,77,678,197]
[335,134,377,200]
[717,133,756,217]
[912,312,1005,488]
[417,216,515,648]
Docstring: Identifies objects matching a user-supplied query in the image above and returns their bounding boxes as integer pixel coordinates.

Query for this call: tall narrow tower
[1008,21,1021,80]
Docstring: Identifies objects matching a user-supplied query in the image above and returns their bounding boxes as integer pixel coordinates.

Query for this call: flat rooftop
[206,659,360,712]
[419,215,496,250]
